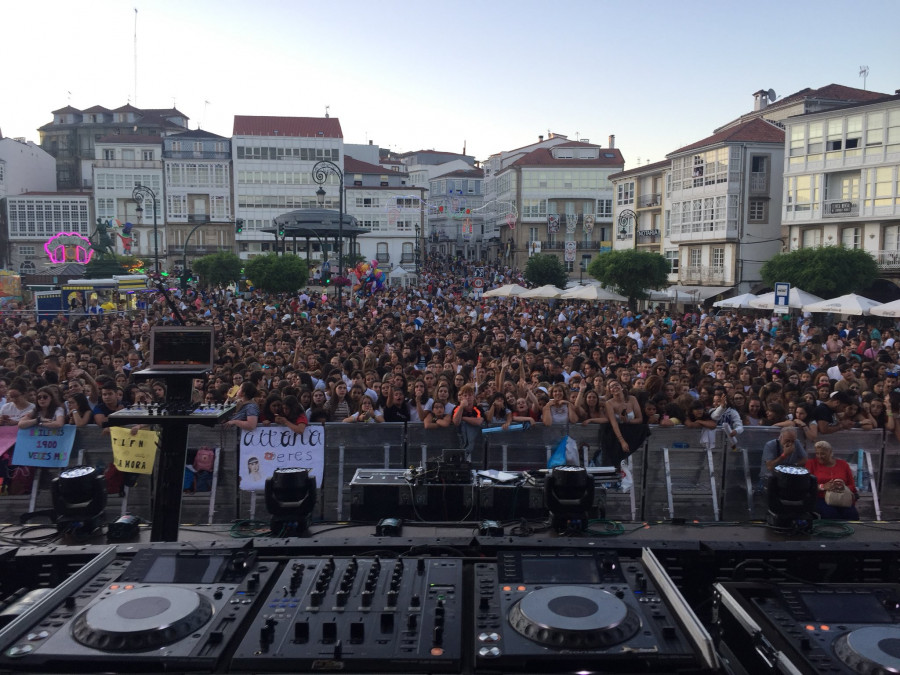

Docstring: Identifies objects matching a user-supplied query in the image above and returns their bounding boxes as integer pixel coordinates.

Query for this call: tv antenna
[859,66,870,90]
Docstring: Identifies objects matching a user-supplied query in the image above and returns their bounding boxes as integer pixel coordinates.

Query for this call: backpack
[193,447,215,472]
[105,463,125,496]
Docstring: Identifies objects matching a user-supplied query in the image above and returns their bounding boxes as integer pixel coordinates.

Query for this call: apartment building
[2,192,92,274]
[343,155,424,269]
[39,104,188,190]
[427,168,485,260]
[664,118,785,297]
[92,135,165,269]
[610,159,671,281]
[163,129,233,273]
[484,134,623,275]
[232,115,344,260]
[782,93,900,286]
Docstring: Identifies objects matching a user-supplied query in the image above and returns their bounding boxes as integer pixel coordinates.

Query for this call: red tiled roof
[668,118,784,156]
[398,149,471,158]
[774,83,888,110]
[550,140,602,148]
[233,115,343,138]
[345,155,405,174]
[510,147,625,168]
[96,134,162,144]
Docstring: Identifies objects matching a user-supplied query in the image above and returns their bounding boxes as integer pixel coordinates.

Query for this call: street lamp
[312,161,344,308]
[132,184,160,275]
[414,222,421,279]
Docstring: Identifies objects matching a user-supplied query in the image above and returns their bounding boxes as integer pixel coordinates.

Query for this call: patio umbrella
[519,284,564,299]
[712,292,758,309]
[801,293,881,315]
[482,283,528,298]
[870,298,900,318]
[561,284,627,302]
[749,288,824,310]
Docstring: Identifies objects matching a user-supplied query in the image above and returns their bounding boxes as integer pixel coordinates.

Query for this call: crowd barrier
[1,421,896,526]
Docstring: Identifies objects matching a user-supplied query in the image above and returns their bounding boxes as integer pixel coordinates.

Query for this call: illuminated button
[502,586,512,592]
[109,585,120,590]
[820,625,830,631]
[479,646,501,658]
[430,647,444,656]
[478,632,500,643]
[805,625,815,631]
[26,631,49,641]
[124,585,134,590]
[517,585,526,591]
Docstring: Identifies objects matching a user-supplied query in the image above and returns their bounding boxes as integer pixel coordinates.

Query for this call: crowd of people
[0,253,897,518]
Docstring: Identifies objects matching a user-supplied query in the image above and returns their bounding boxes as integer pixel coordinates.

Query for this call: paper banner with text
[239,425,325,491]
[109,427,160,475]
[0,426,18,458]
[12,426,76,468]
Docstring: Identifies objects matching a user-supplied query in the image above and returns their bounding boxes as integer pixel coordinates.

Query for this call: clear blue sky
[4,0,898,168]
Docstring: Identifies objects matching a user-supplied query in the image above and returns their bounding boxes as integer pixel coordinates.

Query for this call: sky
[3,0,899,168]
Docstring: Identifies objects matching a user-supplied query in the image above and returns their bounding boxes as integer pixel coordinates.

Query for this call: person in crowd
[806,440,859,520]
[344,395,384,423]
[452,383,484,455]
[225,382,259,431]
[542,383,578,427]
[18,386,66,430]
[273,395,308,435]
[66,391,94,427]
[0,378,35,425]
[760,427,808,485]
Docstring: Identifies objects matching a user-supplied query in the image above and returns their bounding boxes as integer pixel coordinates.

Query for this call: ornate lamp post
[414,222,421,279]
[132,184,160,274]
[312,161,344,307]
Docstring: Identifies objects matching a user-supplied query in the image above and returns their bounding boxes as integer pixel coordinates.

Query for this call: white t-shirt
[0,401,35,423]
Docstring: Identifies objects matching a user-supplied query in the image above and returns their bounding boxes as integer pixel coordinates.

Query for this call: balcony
[876,250,900,270]
[187,214,210,224]
[376,254,390,264]
[680,265,726,284]
[749,172,768,193]
[93,159,161,169]
[823,198,859,218]
[637,193,661,208]
[400,255,416,265]
[668,222,737,243]
[165,151,230,160]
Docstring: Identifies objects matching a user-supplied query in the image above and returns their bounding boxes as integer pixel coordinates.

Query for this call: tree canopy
[587,249,669,308]
[760,246,878,298]
[244,254,309,294]
[524,254,568,289]
[191,251,243,288]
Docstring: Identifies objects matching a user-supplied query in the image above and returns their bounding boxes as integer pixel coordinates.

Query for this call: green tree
[244,254,309,294]
[587,249,669,309]
[191,251,243,288]
[760,246,878,298]
[524,254,568,289]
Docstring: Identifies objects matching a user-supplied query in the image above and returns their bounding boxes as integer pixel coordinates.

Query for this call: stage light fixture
[50,466,107,535]
[766,464,818,532]
[545,466,595,532]
[265,468,317,536]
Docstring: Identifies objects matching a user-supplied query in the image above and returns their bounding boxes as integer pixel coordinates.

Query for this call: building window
[748,199,767,222]
[616,182,634,206]
[19,246,36,257]
[712,247,725,269]
[802,229,822,248]
[565,260,574,272]
[690,248,702,267]
[103,149,115,160]
[842,227,861,249]
[665,250,679,274]
[142,150,154,161]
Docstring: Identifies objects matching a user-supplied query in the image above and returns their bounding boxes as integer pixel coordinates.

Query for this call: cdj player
[715,581,900,674]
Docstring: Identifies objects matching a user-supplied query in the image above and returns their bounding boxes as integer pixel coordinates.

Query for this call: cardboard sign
[11,426,76,468]
[109,427,160,475]
[239,425,324,492]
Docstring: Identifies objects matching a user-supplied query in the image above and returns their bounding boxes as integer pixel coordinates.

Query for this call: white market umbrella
[561,284,627,302]
[389,266,409,277]
[520,284,564,299]
[712,292,758,309]
[749,288,824,310]
[871,299,900,318]
[482,283,528,298]
[801,293,881,315]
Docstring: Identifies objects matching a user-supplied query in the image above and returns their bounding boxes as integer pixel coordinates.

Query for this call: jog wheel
[72,585,214,652]
[508,586,641,649]
[834,626,900,674]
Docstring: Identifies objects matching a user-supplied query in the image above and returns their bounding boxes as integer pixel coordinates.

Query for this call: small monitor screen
[150,327,214,369]
[799,591,892,624]
[520,557,601,584]
[143,554,224,584]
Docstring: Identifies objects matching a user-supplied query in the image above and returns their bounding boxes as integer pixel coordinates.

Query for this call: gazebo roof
[265,209,367,237]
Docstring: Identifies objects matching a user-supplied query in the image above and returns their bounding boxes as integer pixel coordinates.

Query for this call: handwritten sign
[239,425,324,491]
[109,427,160,475]
[12,426,76,468]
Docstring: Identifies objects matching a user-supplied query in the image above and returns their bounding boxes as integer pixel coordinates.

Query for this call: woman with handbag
[806,440,859,520]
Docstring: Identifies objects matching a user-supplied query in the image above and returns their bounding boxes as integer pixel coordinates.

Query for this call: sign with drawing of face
[239,425,324,491]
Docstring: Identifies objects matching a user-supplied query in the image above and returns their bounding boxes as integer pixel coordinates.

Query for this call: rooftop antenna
[859,66,869,90]
[325,105,330,119]
[133,7,138,106]
[201,100,210,129]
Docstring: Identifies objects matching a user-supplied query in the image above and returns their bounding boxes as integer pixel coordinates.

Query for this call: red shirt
[805,458,856,497]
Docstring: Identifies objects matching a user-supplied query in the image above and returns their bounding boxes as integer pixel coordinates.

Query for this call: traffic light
[235,219,244,234]
[185,269,194,284]
[323,269,331,285]
[278,223,285,237]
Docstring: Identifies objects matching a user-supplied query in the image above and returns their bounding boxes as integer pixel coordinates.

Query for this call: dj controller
[0,545,719,673]
[108,402,236,420]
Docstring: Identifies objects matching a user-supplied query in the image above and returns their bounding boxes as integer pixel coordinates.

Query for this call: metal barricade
[644,427,725,521]
[880,433,900,520]
[322,423,406,521]
[405,423,480,469]
[721,426,781,521]
[484,423,563,472]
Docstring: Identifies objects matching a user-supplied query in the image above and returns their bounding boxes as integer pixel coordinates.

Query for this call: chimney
[369,140,373,145]
[608,134,615,149]
[538,135,544,142]
[753,89,768,112]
